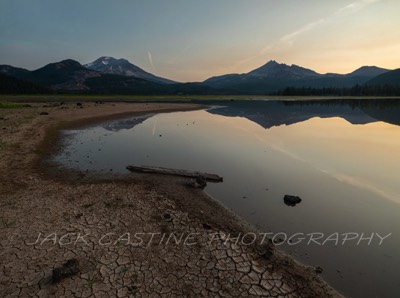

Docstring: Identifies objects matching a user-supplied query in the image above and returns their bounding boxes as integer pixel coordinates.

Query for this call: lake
[53,99,400,298]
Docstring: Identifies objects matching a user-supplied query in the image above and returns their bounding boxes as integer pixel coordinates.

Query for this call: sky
[1,0,400,82]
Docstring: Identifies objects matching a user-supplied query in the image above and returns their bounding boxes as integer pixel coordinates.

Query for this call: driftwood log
[126,165,223,183]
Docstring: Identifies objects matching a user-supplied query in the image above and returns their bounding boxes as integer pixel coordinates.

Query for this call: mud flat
[0,101,342,297]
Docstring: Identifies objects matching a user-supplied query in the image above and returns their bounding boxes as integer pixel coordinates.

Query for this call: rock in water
[283,195,302,206]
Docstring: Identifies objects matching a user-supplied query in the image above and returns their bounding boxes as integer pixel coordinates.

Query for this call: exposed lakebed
[53,99,400,297]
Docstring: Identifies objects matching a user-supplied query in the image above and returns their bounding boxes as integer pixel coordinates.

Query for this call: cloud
[260,18,325,54]
[337,0,381,15]
[280,19,325,46]
[147,51,155,70]
[260,0,380,55]
[169,42,194,64]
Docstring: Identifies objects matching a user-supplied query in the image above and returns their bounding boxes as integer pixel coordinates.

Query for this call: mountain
[247,60,320,78]
[1,58,394,95]
[0,59,226,94]
[203,60,324,93]
[27,59,101,90]
[0,65,30,79]
[204,61,390,94]
[346,66,389,78]
[84,56,176,85]
[366,68,400,87]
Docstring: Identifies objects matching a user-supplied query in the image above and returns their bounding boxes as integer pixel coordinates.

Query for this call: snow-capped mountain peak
[84,56,176,84]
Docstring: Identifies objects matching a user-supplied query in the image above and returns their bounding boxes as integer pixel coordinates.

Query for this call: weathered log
[126,165,223,182]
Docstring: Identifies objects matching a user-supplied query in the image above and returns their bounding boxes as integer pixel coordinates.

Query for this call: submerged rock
[283,195,302,206]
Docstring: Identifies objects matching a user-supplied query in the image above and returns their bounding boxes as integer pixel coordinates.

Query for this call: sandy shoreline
[0,102,342,297]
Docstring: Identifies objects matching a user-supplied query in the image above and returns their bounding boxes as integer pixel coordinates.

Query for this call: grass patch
[85,274,96,289]
[0,217,16,228]
[0,101,30,109]
[0,94,276,103]
[0,140,6,150]
[0,199,17,207]
[120,266,129,273]
[84,259,99,288]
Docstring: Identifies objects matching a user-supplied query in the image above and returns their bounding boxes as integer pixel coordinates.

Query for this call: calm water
[53,100,400,298]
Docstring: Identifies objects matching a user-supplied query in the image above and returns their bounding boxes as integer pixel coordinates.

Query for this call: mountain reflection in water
[207,99,400,128]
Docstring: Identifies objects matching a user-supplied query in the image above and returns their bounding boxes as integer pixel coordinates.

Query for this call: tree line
[276,84,400,96]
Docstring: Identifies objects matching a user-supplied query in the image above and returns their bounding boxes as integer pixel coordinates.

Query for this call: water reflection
[207,99,400,128]
[102,114,154,131]
[53,99,400,298]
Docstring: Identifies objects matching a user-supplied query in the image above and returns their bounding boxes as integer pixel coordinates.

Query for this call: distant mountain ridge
[28,59,100,90]
[367,68,400,87]
[0,59,163,92]
[346,66,388,77]
[247,60,320,78]
[0,58,397,95]
[0,65,30,79]
[84,56,176,85]
[204,60,390,93]
[0,59,222,94]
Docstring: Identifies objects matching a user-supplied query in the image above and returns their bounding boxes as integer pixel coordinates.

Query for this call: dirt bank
[0,101,343,297]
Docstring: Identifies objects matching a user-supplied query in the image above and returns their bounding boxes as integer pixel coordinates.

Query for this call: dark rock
[315,266,323,274]
[51,258,80,284]
[162,213,172,221]
[39,112,49,115]
[202,223,212,230]
[283,195,302,206]
[76,102,82,106]
[196,175,207,187]
[188,175,207,188]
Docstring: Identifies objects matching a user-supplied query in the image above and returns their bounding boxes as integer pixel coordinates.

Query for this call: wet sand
[0,101,342,297]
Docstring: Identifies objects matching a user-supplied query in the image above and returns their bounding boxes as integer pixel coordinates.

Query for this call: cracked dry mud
[0,102,343,297]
